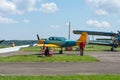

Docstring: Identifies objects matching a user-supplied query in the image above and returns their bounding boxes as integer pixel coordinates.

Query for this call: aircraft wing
[37,44,60,47]
[73,30,116,36]
[88,40,113,46]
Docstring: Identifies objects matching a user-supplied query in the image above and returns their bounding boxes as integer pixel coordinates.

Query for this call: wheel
[111,47,114,51]
[80,49,84,56]
[59,50,63,54]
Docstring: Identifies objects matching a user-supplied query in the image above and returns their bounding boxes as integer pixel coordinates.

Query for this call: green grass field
[1,45,117,62]
[20,45,120,52]
[85,45,120,51]
[0,54,99,62]
[0,75,120,80]
[0,45,120,79]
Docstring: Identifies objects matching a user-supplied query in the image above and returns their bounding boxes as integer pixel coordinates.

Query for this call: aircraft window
[54,37,56,40]
[49,37,54,40]
[58,38,61,41]
[48,37,66,41]
[52,37,55,40]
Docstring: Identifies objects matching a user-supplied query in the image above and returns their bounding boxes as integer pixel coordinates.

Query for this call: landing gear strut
[111,45,115,51]
[80,49,84,56]
[111,47,114,51]
[59,48,63,54]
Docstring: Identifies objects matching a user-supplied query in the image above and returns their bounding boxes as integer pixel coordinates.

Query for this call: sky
[0,0,120,40]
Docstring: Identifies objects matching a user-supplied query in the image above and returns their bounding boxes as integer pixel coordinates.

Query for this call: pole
[68,21,71,40]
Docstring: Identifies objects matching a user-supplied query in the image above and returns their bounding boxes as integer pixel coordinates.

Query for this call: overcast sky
[0,0,120,40]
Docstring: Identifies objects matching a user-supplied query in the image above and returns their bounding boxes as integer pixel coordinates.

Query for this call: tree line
[0,40,38,47]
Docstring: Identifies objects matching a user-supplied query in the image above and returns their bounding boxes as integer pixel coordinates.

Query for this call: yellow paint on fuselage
[38,39,44,44]
[37,44,60,47]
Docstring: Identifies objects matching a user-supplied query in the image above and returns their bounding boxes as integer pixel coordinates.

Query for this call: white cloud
[0,0,58,15]
[23,19,30,23]
[0,0,59,24]
[0,0,37,15]
[86,19,110,28]
[40,2,58,13]
[13,0,37,12]
[0,16,18,24]
[95,9,108,16]
[86,0,120,15]
[0,0,18,15]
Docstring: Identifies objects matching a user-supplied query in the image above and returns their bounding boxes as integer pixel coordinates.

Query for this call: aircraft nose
[39,39,44,44]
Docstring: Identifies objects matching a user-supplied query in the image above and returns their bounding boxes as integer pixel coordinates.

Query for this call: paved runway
[0,51,120,75]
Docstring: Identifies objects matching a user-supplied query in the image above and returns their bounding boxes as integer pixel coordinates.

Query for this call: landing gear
[111,44,115,51]
[111,47,114,51]
[59,50,63,54]
[59,48,63,54]
[80,49,84,56]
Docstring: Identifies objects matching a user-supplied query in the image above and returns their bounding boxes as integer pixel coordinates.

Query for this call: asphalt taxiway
[0,51,120,75]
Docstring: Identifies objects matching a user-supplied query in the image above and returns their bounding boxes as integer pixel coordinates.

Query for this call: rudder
[76,32,88,46]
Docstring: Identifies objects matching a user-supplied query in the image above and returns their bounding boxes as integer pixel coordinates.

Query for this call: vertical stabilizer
[76,32,88,46]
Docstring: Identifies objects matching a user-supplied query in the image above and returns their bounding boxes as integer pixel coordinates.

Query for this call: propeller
[36,34,45,44]
[37,34,40,40]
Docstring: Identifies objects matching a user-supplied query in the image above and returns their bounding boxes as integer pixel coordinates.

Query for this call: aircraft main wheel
[80,49,84,56]
[111,48,114,51]
[59,50,63,54]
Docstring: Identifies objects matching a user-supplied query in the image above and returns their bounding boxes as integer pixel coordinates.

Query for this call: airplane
[0,40,4,44]
[73,30,120,51]
[36,34,88,55]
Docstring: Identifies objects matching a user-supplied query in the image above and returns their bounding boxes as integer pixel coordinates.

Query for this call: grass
[20,45,120,52]
[0,54,99,62]
[85,45,120,51]
[20,46,41,52]
[0,75,120,80]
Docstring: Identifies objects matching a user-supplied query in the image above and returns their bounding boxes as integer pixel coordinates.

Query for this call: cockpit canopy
[48,36,66,41]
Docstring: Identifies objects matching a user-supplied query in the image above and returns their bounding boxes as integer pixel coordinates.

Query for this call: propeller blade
[37,34,40,40]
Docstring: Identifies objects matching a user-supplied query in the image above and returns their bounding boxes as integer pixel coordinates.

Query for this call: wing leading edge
[37,44,60,47]
[73,30,116,36]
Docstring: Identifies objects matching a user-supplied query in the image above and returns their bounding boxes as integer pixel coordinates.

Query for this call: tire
[80,49,84,56]
[59,50,63,54]
[111,47,114,51]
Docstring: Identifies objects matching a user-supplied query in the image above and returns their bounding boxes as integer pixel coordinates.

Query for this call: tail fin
[76,32,88,46]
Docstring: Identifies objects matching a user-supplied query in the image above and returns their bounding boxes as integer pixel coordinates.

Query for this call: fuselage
[44,36,76,47]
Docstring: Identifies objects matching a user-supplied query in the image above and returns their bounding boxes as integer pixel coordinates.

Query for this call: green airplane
[0,40,4,44]
[73,30,120,51]
[36,33,88,55]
